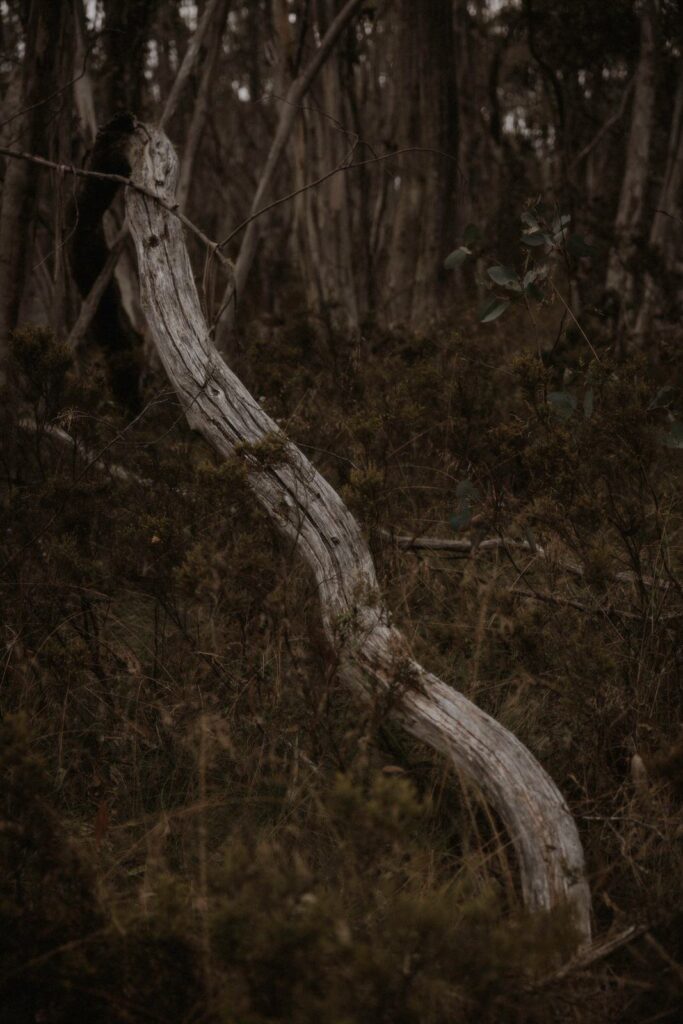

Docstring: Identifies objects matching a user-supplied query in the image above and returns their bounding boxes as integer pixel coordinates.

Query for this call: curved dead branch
[125,125,592,946]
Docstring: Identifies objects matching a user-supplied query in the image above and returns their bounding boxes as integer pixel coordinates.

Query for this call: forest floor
[1,309,682,1023]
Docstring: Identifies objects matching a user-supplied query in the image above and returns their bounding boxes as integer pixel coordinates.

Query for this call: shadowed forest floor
[1,313,682,1023]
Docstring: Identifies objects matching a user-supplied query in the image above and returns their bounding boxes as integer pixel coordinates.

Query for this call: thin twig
[0,144,231,269]
[216,146,462,252]
[527,923,652,991]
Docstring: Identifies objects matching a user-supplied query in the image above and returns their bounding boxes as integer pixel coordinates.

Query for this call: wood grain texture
[126,125,592,946]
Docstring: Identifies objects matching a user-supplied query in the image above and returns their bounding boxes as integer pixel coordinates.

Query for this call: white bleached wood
[125,126,592,946]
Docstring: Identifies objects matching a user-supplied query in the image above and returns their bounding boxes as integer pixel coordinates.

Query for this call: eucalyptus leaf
[456,479,481,501]
[548,390,577,422]
[487,265,520,289]
[521,231,549,247]
[648,386,678,411]
[450,479,481,532]
[661,422,683,449]
[478,296,511,323]
[444,246,471,269]
[450,508,472,532]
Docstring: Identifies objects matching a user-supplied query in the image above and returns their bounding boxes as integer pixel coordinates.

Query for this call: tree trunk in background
[0,1,62,361]
[102,0,160,116]
[68,113,144,409]
[100,0,161,342]
[177,0,230,211]
[605,0,657,325]
[453,0,503,302]
[73,0,98,145]
[634,61,683,342]
[291,0,360,338]
[384,0,458,328]
[213,0,364,350]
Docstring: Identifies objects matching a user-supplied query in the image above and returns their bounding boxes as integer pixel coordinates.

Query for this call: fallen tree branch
[17,416,151,486]
[124,124,592,946]
[381,529,671,591]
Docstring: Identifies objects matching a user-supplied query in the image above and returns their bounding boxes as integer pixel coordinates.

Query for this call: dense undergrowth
[1,315,682,1022]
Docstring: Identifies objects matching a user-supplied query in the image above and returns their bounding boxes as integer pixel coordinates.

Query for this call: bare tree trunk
[68,114,145,409]
[102,0,160,115]
[177,0,230,211]
[291,0,360,337]
[126,124,592,946]
[159,0,227,133]
[73,0,98,145]
[605,0,658,325]
[384,0,458,327]
[213,0,365,349]
[0,2,62,363]
[634,61,683,341]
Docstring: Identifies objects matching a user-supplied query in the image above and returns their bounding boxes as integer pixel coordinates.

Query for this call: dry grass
[1,318,681,1022]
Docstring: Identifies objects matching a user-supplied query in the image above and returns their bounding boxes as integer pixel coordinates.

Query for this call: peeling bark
[125,125,592,946]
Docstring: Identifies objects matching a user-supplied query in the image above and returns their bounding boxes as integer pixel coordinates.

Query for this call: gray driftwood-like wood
[125,125,592,946]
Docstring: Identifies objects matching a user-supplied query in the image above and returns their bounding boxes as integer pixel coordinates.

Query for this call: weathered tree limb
[126,125,592,946]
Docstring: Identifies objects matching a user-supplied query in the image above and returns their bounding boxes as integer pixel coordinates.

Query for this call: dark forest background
[0,2,682,1022]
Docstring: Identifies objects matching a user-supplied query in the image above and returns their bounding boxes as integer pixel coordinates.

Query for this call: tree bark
[159,0,227,133]
[290,0,360,337]
[384,0,458,327]
[605,0,658,322]
[213,0,365,349]
[0,1,62,364]
[177,0,230,211]
[125,123,592,946]
[73,0,98,145]
[634,61,683,341]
